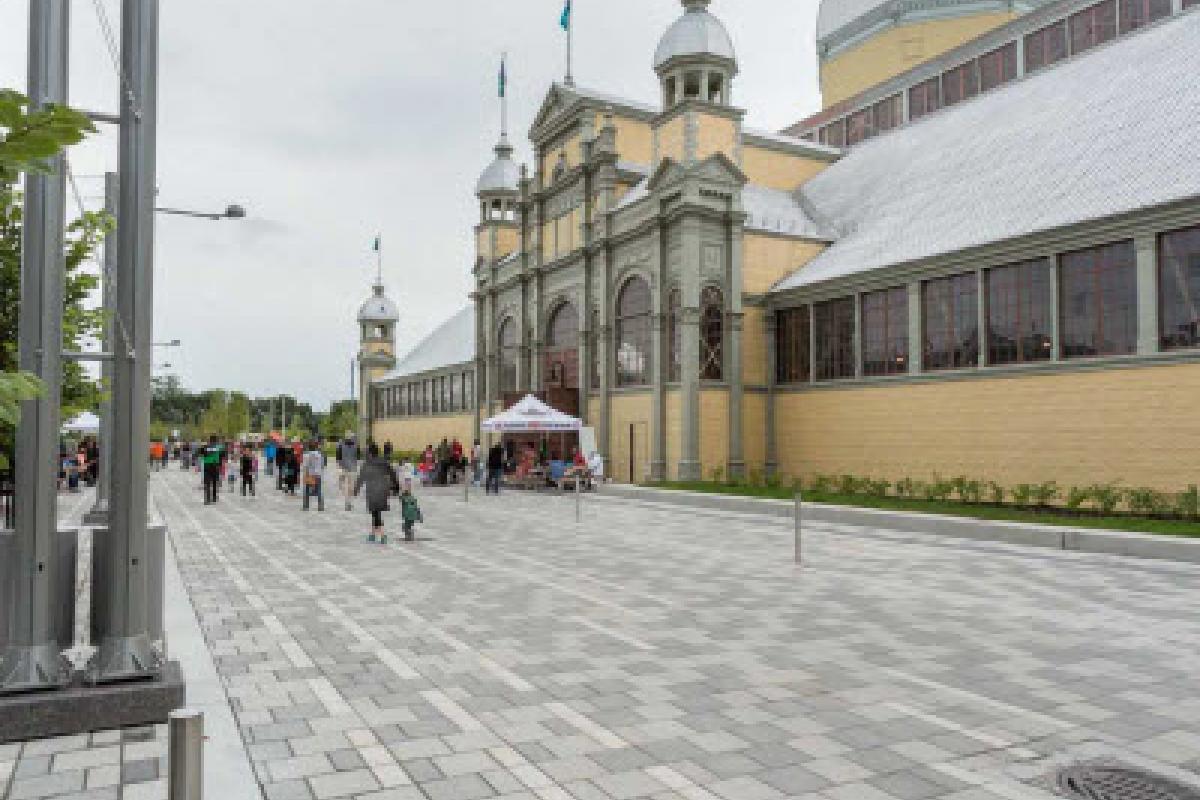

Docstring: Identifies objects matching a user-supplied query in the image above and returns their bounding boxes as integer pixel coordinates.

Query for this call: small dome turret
[654,0,738,109]
[476,137,521,196]
[653,0,737,75]
[358,283,399,325]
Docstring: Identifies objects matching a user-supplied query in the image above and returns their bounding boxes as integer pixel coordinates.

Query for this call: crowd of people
[61,427,604,543]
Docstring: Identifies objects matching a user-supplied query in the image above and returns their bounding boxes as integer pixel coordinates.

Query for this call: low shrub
[808,474,835,494]
[1030,481,1060,507]
[894,477,918,498]
[1176,485,1200,519]
[1126,487,1170,517]
[709,465,725,484]
[922,476,953,502]
[863,478,891,497]
[837,474,861,495]
[1066,485,1091,510]
[747,468,764,488]
[1011,484,1036,505]
[986,481,1005,504]
[951,476,983,504]
[1088,483,1124,515]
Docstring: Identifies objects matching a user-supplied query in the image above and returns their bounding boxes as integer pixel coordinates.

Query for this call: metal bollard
[168,709,203,800]
[794,490,802,565]
[575,478,582,523]
[463,473,469,504]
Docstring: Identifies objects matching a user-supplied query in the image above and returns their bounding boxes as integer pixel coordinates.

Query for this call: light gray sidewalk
[108,468,1200,800]
[1,483,261,800]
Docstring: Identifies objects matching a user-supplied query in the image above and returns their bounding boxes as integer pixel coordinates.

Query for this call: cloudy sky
[1,0,822,410]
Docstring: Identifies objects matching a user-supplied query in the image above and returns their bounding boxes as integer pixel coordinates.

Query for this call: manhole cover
[1058,765,1200,800]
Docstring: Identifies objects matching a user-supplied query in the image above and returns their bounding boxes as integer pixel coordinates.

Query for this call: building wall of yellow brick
[614,116,654,166]
[740,146,830,192]
[699,388,729,480]
[743,392,767,475]
[820,12,1017,107]
[656,115,688,165]
[742,307,768,388]
[609,392,653,484]
[665,389,681,482]
[743,233,826,295]
[694,115,738,164]
[774,362,1200,492]
[495,227,519,261]
[372,414,475,455]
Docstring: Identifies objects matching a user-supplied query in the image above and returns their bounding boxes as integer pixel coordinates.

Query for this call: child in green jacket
[400,488,422,542]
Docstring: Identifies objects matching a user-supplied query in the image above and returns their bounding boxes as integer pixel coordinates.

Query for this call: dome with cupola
[653,0,737,74]
[476,137,520,196]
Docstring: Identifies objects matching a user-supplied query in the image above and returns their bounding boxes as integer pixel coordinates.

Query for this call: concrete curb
[596,484,1200,565]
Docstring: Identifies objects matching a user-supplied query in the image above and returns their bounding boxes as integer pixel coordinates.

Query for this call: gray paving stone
[264,780,315,800]
[8,770,86,799]
[308,768,379,799]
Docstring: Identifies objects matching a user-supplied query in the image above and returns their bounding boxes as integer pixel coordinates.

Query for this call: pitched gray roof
[380,306,475,382]
[776,11,1200,293]
[615,177,833,240]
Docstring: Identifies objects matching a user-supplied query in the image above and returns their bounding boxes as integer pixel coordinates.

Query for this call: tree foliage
[320,400,358,441]
[0,89,98,451]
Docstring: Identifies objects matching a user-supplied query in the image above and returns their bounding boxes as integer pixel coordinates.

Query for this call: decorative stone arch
[614,274,654,387]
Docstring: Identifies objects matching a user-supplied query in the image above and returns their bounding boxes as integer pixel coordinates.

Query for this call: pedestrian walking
[240,446,257,497]
[400,487,423,542]
[302,440,325,512]
[263,439,276,478]
[274,440,287,490]
[354,443,400,544]
[486,441,504,495]
[200,435,222,505]
[336,432,359,511]
[227,447,239,492]
[283,449,299,496]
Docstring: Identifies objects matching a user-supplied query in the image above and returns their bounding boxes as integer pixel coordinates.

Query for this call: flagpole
[376,235,382,285]
[566,1,575,87]
[501,52,508,140]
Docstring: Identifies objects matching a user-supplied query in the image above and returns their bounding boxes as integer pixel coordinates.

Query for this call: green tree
[0,88,97,468]
[320,400,358,441]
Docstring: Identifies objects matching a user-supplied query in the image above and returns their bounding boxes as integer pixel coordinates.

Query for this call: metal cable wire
[87,0,141,119]
[65,159,133,358]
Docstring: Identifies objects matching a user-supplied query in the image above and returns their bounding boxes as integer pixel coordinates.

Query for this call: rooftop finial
[683,0,712,10]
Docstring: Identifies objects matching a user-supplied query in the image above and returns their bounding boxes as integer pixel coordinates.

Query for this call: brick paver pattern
[4,467,1200,800]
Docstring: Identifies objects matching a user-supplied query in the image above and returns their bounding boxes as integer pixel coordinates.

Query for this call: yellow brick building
[361,0,1200,492]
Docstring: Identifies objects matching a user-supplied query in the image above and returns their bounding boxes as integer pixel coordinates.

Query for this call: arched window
[544,302,579,390]
[701,286,724,381]
[616,277,652,386]
[498,317,519,392]
[667,288,682,382]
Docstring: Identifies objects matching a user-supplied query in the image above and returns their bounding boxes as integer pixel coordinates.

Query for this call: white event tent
[62,411,101,434]
[481,394,582,433]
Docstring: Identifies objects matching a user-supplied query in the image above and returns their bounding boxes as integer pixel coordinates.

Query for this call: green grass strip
[644,482,1200,538]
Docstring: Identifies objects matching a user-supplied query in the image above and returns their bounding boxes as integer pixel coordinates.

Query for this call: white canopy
[62,411,100,434]
[481,394,582,433]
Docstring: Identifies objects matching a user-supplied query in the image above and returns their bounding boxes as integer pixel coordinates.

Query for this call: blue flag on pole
[560,0,571,30]
[373,235,381,252]
[499,57,507,98]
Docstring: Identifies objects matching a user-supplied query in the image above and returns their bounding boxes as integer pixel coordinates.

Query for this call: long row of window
[376,370,475,419]
[816,0,1183,148]
[776,225,1200,383]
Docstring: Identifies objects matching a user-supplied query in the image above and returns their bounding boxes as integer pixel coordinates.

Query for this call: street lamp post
[154,205,245,222]
[2,0,73,694]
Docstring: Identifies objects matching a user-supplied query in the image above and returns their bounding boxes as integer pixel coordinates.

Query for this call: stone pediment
[647,153,747,193]
[530,85,576,139]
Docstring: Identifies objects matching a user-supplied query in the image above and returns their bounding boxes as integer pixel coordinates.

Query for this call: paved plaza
[4,469,1200,800]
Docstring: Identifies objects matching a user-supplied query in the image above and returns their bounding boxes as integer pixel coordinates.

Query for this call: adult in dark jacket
[485,442,504,495]
[354,444,399,544]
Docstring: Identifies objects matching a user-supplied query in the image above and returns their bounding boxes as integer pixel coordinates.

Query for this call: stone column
[1135,235,1159,356]
[726,212,745,482]
[764,310,778,478]
[976,268,987,366]
[578,266,591,423]
[650,225,668,482]
[677,216,701,482]
[1048,256,1061,362]
[726,310,745,482]
[907,282,922,374]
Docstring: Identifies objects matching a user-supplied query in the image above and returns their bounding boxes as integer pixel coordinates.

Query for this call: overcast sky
[1,0,822,410]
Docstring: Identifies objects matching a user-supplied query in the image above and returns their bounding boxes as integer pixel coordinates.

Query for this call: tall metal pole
[86,173,119,526]
[1,0,73,694]
[794,490,803,565]
[95,0,160,682]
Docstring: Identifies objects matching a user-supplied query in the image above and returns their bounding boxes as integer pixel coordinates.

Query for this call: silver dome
[476,138,521,195]
[653,0,737,73]
[358,284,399,324]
